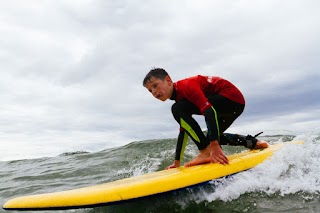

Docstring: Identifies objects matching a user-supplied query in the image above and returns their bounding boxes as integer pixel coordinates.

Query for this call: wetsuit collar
[170,83,177,100]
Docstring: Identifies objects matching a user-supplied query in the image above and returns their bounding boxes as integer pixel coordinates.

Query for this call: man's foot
[184,148,211,167]
[255,140,269,149]
[245,132,269,149]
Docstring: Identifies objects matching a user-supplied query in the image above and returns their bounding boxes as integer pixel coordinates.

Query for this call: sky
[0,0,319,160]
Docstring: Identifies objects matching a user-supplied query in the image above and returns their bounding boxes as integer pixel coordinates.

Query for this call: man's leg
[171,100,209,150]
[220,133,263,149]
[206,95,267,149]
[206,94,244,136]
[171,100,214,166]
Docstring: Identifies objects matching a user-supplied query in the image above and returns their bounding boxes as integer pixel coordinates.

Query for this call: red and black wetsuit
[170,75,247,161]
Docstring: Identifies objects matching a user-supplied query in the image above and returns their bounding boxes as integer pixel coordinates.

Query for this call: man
[143,68,268,169]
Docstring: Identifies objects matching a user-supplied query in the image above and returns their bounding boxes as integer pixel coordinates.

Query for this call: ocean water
[0,133,319,213]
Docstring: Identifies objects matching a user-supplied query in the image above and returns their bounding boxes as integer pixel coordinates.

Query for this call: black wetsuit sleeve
[204,107,220,142]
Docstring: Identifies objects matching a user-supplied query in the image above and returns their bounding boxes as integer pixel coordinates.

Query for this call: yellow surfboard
[3,141,303,211]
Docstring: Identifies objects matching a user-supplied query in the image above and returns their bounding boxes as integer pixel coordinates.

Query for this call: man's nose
[152,90,157,96]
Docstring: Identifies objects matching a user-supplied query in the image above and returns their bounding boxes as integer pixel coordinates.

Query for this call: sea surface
[0,133,319,213]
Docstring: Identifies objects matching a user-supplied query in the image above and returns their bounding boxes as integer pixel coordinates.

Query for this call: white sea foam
[198,134,320,202]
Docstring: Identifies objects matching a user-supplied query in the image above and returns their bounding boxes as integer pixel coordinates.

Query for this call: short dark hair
[143,68,168,86]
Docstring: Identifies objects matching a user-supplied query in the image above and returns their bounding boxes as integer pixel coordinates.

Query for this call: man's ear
[165,75,173,84]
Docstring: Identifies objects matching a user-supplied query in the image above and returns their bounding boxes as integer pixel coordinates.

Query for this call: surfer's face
[144,76,173,102]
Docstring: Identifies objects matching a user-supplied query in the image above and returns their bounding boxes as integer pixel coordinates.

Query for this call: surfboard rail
[3,141,303,210]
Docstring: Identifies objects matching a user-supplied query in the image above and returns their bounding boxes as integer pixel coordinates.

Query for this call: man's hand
[165,160,180,170]
[210,140,229,165]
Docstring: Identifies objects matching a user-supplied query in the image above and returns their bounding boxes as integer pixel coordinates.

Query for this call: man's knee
[171,102,183,122]
[171,100,200,123]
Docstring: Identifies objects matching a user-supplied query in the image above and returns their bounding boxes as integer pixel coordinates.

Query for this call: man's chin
[158,97,167,102]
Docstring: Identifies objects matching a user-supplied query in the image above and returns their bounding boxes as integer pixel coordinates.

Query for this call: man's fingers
[221,154,229,164]
[212,154,229,165]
